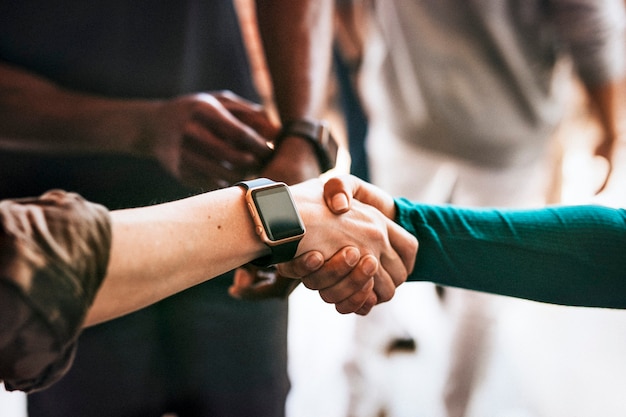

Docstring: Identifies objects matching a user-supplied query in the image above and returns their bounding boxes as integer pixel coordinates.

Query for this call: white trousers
[341,125,626,417]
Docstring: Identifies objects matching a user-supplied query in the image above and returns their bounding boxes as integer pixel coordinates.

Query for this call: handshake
[229,174,419,316]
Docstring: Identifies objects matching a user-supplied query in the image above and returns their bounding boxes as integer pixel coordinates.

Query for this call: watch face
[252,185,305,242]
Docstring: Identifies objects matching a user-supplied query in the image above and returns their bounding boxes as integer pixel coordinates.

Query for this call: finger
[334,278,375,314]
[317,253,379,304]
[229,267,300,300]
[324,174,357,214]
[193,97,273,157]
[236,278,299,300]
[214,91,279,140]
[595,162,612,194]
[352,180,398,219]
[355,292,378,315]
[276,251,325,278]
[377,252,408,298]
[371,267,397,304]
[299,247,361,290]
[212,90,264,112]
[385,217,419,276]
[228,267,258,299]
[179,151,243,190]
[324,175,397,219]
[183,122,267,170]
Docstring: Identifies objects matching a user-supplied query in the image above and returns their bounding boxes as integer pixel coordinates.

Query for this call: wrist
[273,118,338,173]
[236,179,306,266]
[130,100,168,157]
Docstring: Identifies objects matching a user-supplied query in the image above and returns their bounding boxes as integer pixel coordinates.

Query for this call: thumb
[325,174,397,220]
[324,174,358,214]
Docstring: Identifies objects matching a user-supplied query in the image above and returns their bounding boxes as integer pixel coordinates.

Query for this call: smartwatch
[236,178,306,266]
[274,119,339,173]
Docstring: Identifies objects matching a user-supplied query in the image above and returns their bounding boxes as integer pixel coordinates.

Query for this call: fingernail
[331,193,349,211]
[305,253,324,270]
[344,247,360,266]
[362,257,378,276]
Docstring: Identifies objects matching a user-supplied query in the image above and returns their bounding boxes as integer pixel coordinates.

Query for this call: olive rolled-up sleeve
[0,190,111,392]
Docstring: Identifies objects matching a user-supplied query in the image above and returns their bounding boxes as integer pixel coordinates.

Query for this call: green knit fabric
[395,198,626,308]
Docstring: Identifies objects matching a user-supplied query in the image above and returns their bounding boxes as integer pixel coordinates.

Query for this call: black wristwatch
[274,119,339,173]
[236,178,306,266]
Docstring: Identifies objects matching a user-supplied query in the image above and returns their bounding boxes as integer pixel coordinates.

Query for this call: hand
[277,247,379,315]
[593,140,626,207]
[593,133,616,194]
[231,133,324,300]
[228,264,300,300]
[277,177,417,313]
[322,174,398,219]
[146,90,276,189]
[261,135,322,185]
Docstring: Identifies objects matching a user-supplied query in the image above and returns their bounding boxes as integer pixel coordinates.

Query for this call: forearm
[585,80,626,158]
[89,177,414,324]
[256,0,334,121]
[0,62,157,154]
[255,0,335,183]
[85,186,268,325]
[396,199,626,308]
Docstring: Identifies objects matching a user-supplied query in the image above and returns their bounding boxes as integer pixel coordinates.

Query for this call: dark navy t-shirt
[0,0,259,208]
[0,0,258,100]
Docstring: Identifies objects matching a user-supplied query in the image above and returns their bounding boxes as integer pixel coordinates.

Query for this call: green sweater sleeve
[394,198,626,308]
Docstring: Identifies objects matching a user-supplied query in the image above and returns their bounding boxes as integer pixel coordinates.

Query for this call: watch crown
[247,203,255,218]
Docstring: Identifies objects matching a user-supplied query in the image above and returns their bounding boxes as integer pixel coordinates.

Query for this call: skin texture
[85,178,417,325]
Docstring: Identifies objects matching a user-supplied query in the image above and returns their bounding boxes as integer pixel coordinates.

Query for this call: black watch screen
[251,185,305,242]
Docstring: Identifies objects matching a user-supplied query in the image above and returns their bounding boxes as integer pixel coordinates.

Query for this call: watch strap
[274,119,339,172]
[236,178,275,190]
[248,240,300,267]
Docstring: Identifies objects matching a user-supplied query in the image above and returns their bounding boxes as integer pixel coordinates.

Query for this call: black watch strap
[275,119,339,172]
[249,240,300,267]
[236,178,302,267]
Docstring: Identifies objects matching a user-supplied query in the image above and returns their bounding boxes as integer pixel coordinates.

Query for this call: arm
[395,200,626,308]
[0,190,111,392]
[551,0,626,192]
[0,179,415,390]
[255,0,335,183]
[0,63,274,189]
[283,175,626,309]
[585,80,625,192]
[0,62,152,154]
[87,178,416,324]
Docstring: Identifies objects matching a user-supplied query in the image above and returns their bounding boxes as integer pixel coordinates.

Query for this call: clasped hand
[279,176,417,315]
[150,90,276,190]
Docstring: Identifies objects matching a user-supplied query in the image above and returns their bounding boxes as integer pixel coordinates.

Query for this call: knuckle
[376,285,395,304]
[393,271,408,287]
[335,300,358,315]
[301,276,322,290]
[338,294,367,314]
[319,289,340,304]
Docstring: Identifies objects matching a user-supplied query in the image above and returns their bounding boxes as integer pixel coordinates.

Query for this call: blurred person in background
[0,1,337,416]
[320,1,626,416]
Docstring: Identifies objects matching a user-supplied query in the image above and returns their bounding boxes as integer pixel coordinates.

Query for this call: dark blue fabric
[0,0,258,100]
[0,1,288,415]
